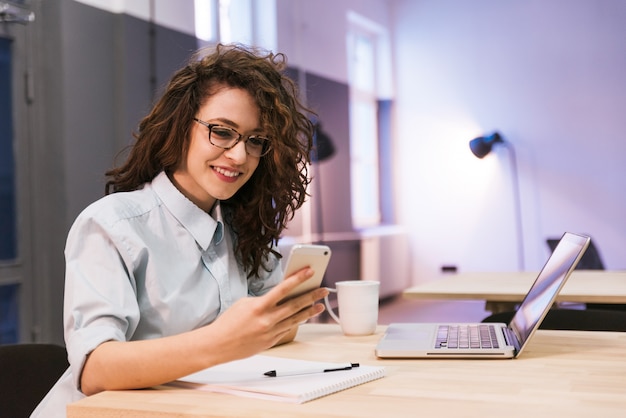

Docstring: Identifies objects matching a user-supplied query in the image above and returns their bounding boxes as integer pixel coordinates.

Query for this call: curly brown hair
[105,43,314,279]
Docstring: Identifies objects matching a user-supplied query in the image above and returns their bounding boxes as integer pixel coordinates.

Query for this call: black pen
[263,363,360,377]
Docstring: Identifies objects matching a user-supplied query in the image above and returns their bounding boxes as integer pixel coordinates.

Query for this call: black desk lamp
[311,122,335,163]
[469,132,503,159]
[311,122,335,244]
[469,132,525,270]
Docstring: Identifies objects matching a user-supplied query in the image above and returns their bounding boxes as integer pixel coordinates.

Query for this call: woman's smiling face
[172,85,264,212]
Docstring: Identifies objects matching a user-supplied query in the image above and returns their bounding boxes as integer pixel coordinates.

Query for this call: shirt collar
[151,171,224,251]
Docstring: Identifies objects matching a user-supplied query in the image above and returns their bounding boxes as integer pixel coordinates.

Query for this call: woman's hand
[203,267,328,361]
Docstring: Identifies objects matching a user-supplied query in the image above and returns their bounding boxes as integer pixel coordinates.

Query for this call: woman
[32,43,328,417]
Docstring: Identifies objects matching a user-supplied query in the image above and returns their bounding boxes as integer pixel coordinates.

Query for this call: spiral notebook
[167,355,385,403]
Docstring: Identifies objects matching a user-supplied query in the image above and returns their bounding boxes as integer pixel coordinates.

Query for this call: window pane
[350,99,380,227]
[219,0,233,42]
[194,0,216,41]
[351,100,378,162]
[348,24,381,228]
[219,0,253,45]
[352,33,375,92]
[0,37,17,261]
[0,284,19,344]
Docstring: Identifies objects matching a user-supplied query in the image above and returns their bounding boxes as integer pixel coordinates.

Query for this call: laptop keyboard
[435,324,500,349]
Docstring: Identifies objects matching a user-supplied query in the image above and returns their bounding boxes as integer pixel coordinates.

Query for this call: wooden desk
[403,271,626,312]
[68,324,626,417]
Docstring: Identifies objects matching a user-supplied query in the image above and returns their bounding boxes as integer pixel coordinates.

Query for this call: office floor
[318,295,491,325]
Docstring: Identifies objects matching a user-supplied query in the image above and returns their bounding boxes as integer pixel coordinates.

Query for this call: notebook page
[168,354,385,403]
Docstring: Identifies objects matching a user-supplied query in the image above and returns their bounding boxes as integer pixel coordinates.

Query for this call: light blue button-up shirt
[31,171,283,418]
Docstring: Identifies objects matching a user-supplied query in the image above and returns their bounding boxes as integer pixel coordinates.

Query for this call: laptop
[375,232,591,359]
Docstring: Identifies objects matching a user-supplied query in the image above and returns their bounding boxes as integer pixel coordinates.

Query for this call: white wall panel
[392,0,626,284]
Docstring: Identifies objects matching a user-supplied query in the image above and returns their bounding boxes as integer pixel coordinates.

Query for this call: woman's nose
[224,140,248,162]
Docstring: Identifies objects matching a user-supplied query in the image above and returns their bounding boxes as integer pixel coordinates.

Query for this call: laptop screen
[509,233,590,348]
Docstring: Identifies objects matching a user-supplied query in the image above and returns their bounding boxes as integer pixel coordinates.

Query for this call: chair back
[483,308,626,332]
[0,343,69,418]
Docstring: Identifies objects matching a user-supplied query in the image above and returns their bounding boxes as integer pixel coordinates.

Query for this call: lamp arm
[503,142,525,271]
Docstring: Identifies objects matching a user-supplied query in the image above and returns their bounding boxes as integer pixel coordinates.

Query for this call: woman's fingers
[266,267,314,304]
[256,266,329,326]
[287,301,326,325]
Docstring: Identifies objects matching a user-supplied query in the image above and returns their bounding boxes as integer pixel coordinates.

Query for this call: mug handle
[323,287,341,324]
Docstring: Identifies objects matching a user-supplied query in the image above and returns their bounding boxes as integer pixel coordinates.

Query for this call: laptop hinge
[502,327,521,353]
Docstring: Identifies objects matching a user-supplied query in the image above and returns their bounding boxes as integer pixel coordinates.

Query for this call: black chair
[0,343,69,418]
[482,308,626,332]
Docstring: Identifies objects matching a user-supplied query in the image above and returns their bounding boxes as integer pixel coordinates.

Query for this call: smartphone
[279,244,332,302]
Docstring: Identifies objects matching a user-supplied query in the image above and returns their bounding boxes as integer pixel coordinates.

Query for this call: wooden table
[403,270,626,312]
[67,323,626,417]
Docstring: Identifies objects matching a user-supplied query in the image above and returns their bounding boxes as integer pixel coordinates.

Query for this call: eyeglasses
[193,118,271,157]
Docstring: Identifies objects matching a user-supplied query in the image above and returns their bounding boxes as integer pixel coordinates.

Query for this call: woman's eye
[248,136,266,147]
[212,127,235,139]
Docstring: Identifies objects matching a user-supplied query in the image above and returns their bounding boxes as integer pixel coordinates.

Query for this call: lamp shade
[469,132,503,158]
[311,123,335,162]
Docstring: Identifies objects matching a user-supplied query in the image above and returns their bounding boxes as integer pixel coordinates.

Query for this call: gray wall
[305,73,353,234]
[26,0,196,343]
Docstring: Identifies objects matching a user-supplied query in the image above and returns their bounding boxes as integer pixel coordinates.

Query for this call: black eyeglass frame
[193,117,272,157]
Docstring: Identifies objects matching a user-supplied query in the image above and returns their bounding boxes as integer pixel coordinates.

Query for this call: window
[347,13,393,228]
[194,0,276,51]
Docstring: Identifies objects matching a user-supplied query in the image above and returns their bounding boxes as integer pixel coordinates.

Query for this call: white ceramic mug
[324,280,380,336]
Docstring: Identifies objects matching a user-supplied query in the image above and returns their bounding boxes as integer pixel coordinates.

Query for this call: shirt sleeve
[63,212,140,391]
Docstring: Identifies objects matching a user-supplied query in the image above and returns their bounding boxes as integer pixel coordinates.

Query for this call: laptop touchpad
[386,325,432,341]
